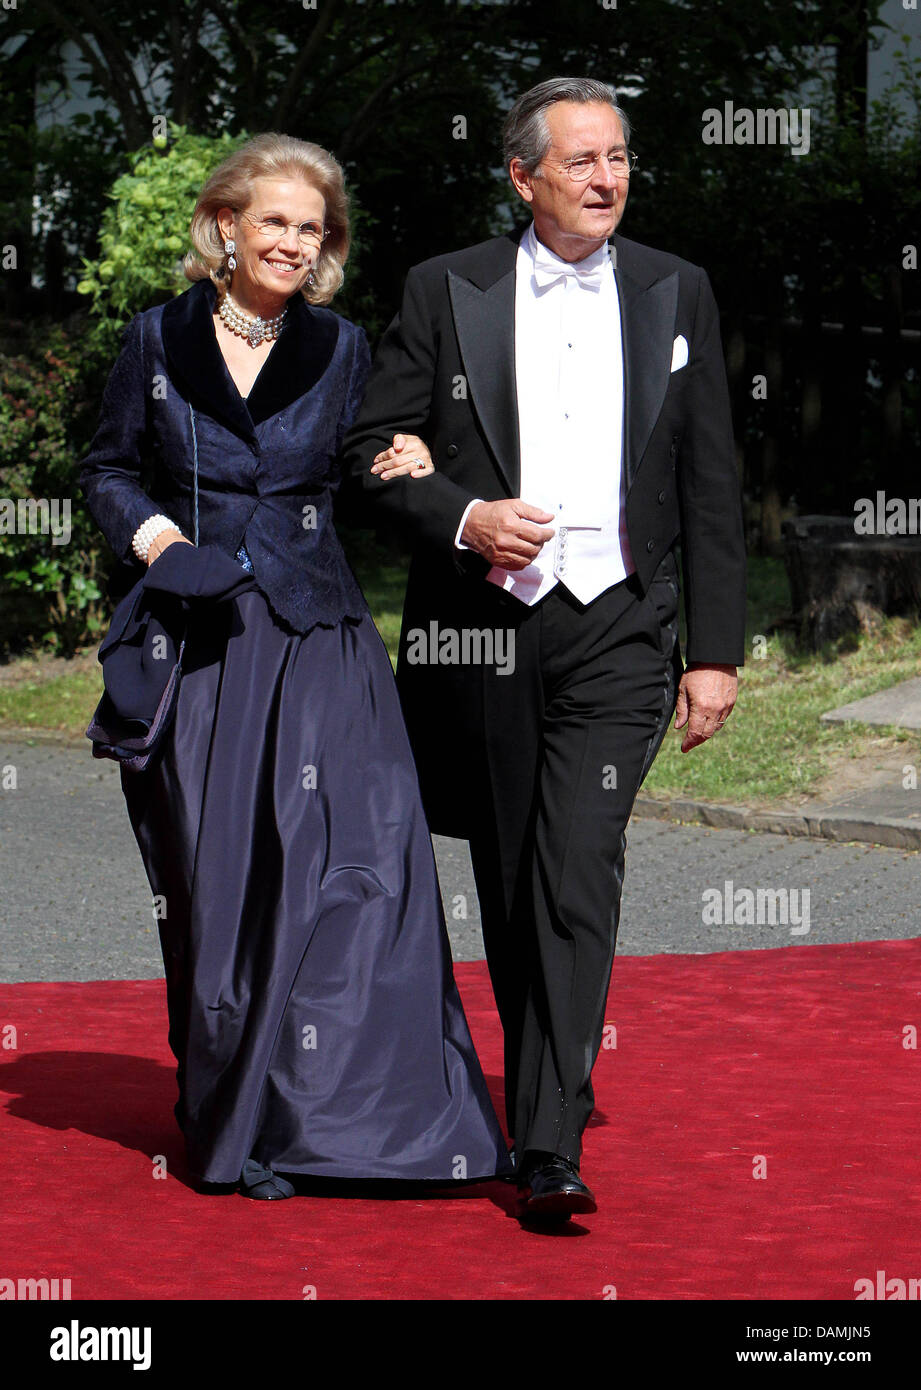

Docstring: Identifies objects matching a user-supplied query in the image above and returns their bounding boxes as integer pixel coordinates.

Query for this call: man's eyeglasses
[240,211,329,244]
[548,149,639,182]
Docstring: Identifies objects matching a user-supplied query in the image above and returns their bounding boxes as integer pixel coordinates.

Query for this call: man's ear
[508,159,535,205]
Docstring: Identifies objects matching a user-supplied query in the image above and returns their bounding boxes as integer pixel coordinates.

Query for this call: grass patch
[0,665,103,735]
[339,525,408,664]
[0,526,410,739]
[644,555,921,802]
[2,550,919,807]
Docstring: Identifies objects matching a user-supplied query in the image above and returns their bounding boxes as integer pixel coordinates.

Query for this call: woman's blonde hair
[183,132,350,306]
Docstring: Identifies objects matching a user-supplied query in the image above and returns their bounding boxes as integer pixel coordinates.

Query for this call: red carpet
[1,940,920,1300]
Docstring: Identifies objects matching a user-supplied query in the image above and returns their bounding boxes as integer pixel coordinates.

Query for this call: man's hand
[461,499,555,570]
[674,662,738,752]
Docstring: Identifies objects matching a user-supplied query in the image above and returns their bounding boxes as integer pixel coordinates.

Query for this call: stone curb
[3,724,920,852]
[632,796,921,851]
[0,725,84,746]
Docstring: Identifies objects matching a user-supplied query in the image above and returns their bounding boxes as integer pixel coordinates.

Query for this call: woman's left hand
[370,434,435,480]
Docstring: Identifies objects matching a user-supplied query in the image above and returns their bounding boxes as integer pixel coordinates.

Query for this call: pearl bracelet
[132,514,181,563]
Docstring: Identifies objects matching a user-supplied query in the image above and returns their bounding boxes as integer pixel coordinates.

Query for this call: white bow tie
[531,244,610,291]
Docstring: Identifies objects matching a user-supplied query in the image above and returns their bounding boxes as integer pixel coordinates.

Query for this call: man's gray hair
[502,77,630,176]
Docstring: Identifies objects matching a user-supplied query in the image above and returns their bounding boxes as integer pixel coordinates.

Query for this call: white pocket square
[670,334,688,372]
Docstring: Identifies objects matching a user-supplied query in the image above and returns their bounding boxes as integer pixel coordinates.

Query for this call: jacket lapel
[447,230,679,498]
[613,240,679,491]
[160,278,339,441]
[247,295,339,425]
[447,233,521,495]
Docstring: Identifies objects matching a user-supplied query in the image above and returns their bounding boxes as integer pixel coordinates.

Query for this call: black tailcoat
[340,230,747,838]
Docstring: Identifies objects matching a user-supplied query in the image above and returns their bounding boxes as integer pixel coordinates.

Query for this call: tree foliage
[0,0,918,649]
[75,126,252,354]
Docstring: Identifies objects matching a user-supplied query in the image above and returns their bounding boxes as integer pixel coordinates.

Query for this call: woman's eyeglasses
[240,211,329,244]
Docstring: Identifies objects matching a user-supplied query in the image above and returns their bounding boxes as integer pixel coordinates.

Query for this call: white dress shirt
[456,222,634,606]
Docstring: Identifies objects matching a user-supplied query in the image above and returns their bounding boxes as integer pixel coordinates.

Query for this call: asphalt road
[0,738,918,982]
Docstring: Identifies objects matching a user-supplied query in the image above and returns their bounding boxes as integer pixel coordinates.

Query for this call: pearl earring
[225,238,236,271]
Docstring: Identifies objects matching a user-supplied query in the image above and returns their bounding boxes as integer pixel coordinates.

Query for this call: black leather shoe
[519,1154,596,1219]
[239,1158,295,1200]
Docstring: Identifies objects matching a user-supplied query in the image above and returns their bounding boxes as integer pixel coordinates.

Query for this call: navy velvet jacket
[79,277,372,633]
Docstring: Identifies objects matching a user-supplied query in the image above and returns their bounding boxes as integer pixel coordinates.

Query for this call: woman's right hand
[370,433,435,480]
[147,530,193,565]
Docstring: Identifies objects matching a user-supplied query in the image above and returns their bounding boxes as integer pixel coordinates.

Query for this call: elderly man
[342,76,746,1221]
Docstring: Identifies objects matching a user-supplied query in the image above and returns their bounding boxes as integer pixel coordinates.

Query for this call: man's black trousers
[468,553,683,1165]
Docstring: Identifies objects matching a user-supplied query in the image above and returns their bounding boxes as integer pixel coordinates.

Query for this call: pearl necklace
[218,291,288,347]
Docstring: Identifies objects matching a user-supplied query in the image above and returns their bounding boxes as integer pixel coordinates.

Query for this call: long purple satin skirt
[121,587,511,1185]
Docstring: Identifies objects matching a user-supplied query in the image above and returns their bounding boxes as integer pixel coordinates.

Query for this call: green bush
[77,124,252,356]
[77,121,379,343]
[1,126,253,655]
[2,122,378,656]
[0,329,109,655]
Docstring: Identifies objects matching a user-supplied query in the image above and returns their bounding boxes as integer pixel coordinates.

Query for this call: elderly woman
[80,133,512,1199]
